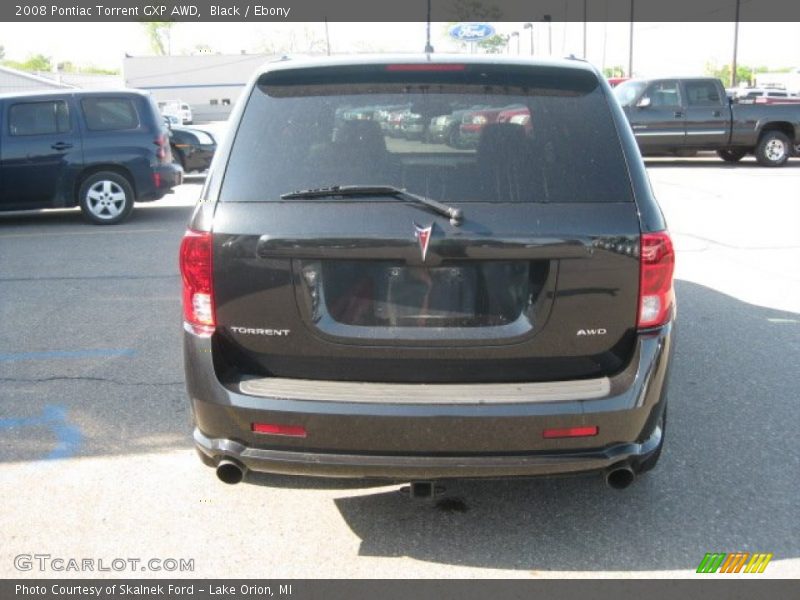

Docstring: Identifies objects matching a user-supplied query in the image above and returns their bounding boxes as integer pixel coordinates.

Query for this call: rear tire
[78,171,135,225]
[755,130,791,167]
[717,148,747,163]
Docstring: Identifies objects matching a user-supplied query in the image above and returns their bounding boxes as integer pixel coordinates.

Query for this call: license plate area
[301,260,536,328]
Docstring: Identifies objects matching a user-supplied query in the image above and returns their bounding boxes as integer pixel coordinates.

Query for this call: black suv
[181,56,675,490]
[0,90,182,224]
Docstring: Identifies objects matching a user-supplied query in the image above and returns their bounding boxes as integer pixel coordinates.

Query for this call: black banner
[3,0,800,22]
[2,580,800,600]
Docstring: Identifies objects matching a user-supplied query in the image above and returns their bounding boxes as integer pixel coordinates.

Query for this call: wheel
[755,130,791,167]
[717,148,747,163]
[78,171,135,225]
[637,406,666,474]
[447,126,462,149]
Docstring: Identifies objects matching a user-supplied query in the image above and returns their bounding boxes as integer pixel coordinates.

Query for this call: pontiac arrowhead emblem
[413,222,433,261]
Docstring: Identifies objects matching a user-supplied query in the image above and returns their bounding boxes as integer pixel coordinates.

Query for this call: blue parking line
[0,405,83,460]
[0,348,135,362]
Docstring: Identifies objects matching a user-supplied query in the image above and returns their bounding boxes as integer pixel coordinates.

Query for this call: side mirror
[636,96,651,108]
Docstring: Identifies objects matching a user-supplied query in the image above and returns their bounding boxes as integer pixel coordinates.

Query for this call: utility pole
[583,0,588,59]
[628,0,634,77]
[731,0,741,87]
[424,0,434,53]
[523,22,534,56]
[324,18,331,56]
[543,15,552,56]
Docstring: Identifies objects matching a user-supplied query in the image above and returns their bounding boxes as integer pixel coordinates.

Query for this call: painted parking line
[0,405,83,460]
[0,348,136,363]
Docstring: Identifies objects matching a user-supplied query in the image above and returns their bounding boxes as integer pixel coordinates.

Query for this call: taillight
[180,229,215,335]
[638,231,675,329]
[154,133,171,163]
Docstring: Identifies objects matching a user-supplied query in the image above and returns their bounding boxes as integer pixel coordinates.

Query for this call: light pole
[543,15,552,56]
[523,22,534,56]
[731,0,741,87]
[628,1,634,77]
[511,31,520,55]
[583,0,588,59]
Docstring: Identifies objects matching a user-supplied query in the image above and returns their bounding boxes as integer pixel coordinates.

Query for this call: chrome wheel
[765,138,786,162]
[85,180,127,220]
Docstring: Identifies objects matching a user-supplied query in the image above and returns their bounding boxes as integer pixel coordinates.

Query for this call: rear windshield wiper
[280,185,463,225]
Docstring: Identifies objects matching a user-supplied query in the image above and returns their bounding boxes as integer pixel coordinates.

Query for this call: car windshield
[221,65,633,204]
[613,80,647,107]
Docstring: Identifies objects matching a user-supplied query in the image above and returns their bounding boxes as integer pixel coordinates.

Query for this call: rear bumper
[137,164,183,201]
[184,324,673,480]
[194,424,663,479]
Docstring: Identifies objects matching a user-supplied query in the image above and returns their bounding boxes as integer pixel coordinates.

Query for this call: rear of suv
[182,56,675,490]
[0,89,182,224]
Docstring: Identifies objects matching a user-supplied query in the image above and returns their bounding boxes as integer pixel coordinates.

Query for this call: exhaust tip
[606,466,635,490]
[216,459,245,485]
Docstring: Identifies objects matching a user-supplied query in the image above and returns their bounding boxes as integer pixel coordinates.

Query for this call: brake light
[385,64,466,72]
[154,133,171,163]
[638,231,675,329]
[179,229,215,335]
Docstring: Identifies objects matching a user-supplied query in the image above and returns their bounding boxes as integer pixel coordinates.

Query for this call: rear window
[8,101,70,136]
[81,97,139,131]
[220,64,633,204]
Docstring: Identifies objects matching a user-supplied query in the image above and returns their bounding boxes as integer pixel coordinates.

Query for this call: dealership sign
[448,22,496,42]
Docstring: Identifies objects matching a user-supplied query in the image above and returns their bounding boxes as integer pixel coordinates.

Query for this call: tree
[0,45,5,60]
[3,54,52,72]
[603,65,626,78]
[477,34,509,54]
[141,22,175,56]
[705,61,753,87]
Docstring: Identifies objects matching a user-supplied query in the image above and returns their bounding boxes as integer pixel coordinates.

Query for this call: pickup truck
[614,76,800,166]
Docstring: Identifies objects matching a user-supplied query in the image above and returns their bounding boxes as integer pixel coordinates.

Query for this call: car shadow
[249,279,798,573]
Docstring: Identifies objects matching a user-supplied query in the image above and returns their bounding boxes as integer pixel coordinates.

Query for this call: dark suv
[181,56,675,491]
[0,90,182,224]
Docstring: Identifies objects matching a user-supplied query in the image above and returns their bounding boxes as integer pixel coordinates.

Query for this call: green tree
[705,61,754,87]
[603,65,625,78]
[3,53,52,72]
[477,34,509,54]
[141,22,175,55]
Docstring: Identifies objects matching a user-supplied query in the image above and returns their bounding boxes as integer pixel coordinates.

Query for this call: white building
[123,53,279,122]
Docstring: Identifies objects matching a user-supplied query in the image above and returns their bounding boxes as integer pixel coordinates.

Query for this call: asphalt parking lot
[0,159,798,578]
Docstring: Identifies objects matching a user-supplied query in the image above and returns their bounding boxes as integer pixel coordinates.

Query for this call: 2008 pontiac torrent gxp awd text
[180,55,675,491]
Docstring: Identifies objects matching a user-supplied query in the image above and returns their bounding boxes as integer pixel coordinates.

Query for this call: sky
[1,21,799,77]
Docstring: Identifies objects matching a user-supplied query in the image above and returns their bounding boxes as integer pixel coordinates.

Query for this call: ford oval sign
[449,22,496,43]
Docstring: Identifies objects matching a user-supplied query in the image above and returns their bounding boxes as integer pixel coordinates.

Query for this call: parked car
[459,104,525,147]
[182,55,674,491]
[614,77,800,165]
[0,89,182,224]
[607,77,630,88]
[169,126,217,173]
[497,106,533,134]
[733,88,800,105]
[426,105,488,147]
[160,100,193,125]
